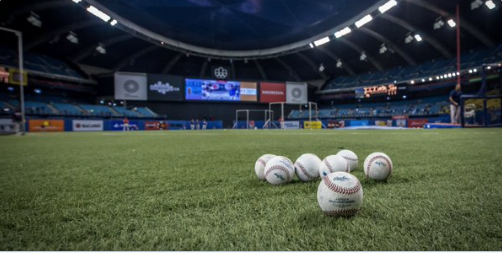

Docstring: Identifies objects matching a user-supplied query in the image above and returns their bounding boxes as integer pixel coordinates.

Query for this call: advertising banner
[114,72,147,101]
[0,119,13,133]
[260,82,286,103]
[240,82,257,102]
[72,120,103,132]
[286,82,307,104]
[147,74,183,101]
[29,120,64,132]
[281,121,300,129]
[408,119,428,128]
[304,121,322,129]
[145,121,160,130]
[110,120,141,131]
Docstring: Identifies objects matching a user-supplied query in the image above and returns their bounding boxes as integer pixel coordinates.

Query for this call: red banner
[145,121,160,130]
[407,119,428,128]
[260,82,286,103]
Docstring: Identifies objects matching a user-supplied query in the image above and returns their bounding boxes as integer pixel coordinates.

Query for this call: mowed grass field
[1,129,502,251]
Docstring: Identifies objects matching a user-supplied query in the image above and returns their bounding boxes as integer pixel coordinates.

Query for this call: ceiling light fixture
[355,14,373,28]
[87,6,111,22]
[379,0,397,13]
[334,27,351,38]
[313,37,330,47]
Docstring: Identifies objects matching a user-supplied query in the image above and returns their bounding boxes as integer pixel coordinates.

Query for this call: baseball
[264,156,295,185]
[363,152,393,181]
[254,154,276,180]
[317,171,363,216]
[319,155,349,178]
[337,149,358,172]
[294,153,321,182]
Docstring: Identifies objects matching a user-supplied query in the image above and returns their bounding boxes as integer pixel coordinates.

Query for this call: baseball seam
[322,176,361,195]
[341,156,358,162]
[295,162,316,180]
[265,165,291,182]
[365,155,393,179]
[257,159,267,167]
[323,159,333,173]
[323,209,360,216]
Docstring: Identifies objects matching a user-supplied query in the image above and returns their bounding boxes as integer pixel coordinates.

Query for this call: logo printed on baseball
[264,156,294,185]
[317,172,363,217]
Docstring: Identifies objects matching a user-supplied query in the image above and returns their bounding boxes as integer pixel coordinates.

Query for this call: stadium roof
[1,0,501,82]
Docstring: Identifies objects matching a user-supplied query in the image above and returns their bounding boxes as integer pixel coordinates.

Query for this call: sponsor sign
[240,82,257,102]
[327,120,345,129]
[114,72,147,101]
[72,120,103,132]
[145,121,160,130]
[147,74,183,101]
[286,82,307,104]
[408,119,428,128]
[304,121,322,129]
[0,119,14,133]
[29,119,64,132]
[281,121,300,129]
[375,120,387,126]
[8,68,28,86]
[110,120,141,131]
[260,82,286,103]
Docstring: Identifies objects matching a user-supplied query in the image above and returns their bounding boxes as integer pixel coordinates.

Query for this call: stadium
[0,0,501,251]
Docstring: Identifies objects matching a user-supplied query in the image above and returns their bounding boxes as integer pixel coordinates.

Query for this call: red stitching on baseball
[258,159,267,167]
[322,176,361,195]
[265,165,291,182]
[323,159,333,173]
[323,209,359,216]
[341,156,358,162]
[365,155,392,179]
[295,162,316,180]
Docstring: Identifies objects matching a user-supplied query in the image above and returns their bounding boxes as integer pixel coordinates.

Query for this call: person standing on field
[449,83,462,124]
[122,117,130,131]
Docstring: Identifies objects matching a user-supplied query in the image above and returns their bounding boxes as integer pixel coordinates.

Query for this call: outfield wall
[25,119,224,132]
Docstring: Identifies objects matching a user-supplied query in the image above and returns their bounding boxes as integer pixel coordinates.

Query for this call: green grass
[1,129,502,250]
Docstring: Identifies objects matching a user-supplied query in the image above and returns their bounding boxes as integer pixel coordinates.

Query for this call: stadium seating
[289,96,450,119]
[322,44,502,91]
[0,46,85,80]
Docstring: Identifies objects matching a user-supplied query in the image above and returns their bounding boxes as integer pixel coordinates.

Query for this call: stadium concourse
[1,0,502,251]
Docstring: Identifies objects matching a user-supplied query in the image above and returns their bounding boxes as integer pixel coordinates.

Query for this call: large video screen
[185,79,257,102]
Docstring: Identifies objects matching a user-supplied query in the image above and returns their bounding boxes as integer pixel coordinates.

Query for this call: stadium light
[336,59,342,68]
[473,68,477,72]
[379,44,387,54]
[448,73,452,78]
[379,0,397,13]
[421,79,425,82]
[87,6,111,22]
[72,0,82,3]
[414,34,423,42]
[410,80,415,84]
[96,43,106,54]
[486,0,496,9]
[469,69,473,73]
[313,37,330,47]
[447,19,456,27]
[487,66,492,70]
[319,63,325,72]
[27,12,42,27]
[405,34,414,44]
[360,51,367,61]
[355,15,373,28]
[429,77,433,81]
[334,27,351,38]
[471,0,483,9]
[110,19,118,26]
[66,31,78,44]
[433,18,444,30]
[309,43,314,48]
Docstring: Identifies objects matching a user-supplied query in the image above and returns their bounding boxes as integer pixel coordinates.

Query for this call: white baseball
[254,154,276,180]
[294,153,321,182]
[264,156,295,185]
[363,152,393,181]
[319,155,349,178]
[317,171,363,216]
[337,149,359,172]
